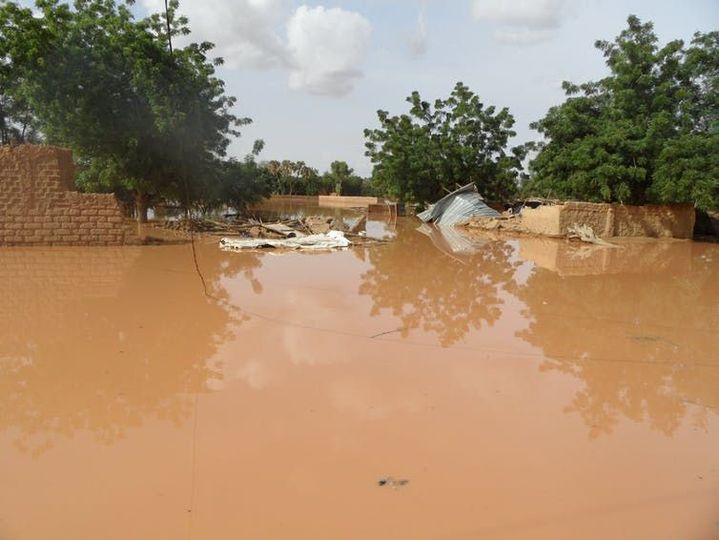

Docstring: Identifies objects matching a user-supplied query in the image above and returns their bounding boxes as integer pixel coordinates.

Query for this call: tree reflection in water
[2,227,717,454]
[361,226,719,438]
[0,244,263,455]
[359,223,520,347]
[514,239,719,438]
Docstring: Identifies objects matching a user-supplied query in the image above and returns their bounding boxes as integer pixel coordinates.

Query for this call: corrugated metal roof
[417,183,500,226]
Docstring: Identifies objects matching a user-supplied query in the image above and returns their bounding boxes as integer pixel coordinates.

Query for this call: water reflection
[1,219,717,456]
[515,238,719,437]
[0,245,263,454]
[360,225,719,437]
[359,222,520,347]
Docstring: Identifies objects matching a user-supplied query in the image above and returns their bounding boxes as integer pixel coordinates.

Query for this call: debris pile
[163,217,312,237]
[161,215,390,251]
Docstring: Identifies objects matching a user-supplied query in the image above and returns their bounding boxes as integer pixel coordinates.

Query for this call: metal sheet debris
[417,183,500,226]
[219,230,351,251]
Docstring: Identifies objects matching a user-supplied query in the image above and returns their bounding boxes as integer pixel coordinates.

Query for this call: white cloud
[406,9,428,59]
[139,0,371,96]
[139,0,287,68]
[286,6,372,97]
[471,0,568,44]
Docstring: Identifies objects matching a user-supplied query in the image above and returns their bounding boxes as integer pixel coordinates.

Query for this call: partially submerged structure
[486,201,696,239]
[417,183,500,226]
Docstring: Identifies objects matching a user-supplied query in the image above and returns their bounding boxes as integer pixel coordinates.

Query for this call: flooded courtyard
[1,217,718,539]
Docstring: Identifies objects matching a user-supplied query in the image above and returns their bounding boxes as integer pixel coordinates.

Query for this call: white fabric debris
[219,230,351,251]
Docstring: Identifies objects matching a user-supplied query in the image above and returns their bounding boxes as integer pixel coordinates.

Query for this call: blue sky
[95,1,719,174]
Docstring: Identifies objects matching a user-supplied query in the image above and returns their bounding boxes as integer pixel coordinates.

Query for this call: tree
[0,0,248,221]
[526,16,719,209]
[322,160,363,195]
[364,82,526,205]
[652,134,719,210]
[266,160,318,196]
[213,140,272,213]
[0,77,39,145]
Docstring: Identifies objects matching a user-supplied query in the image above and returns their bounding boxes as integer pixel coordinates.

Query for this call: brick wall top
[0,144,76,194]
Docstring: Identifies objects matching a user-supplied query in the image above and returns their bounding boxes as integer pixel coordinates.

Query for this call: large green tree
[526,16,719,209]
[0,0,248,221]
[364,82,526,205]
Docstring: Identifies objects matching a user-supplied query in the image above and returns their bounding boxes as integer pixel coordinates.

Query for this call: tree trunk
[135,192,149,224]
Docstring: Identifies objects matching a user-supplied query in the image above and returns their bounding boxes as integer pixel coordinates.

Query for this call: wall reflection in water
[515,238,719,438]
[0,244,263,454]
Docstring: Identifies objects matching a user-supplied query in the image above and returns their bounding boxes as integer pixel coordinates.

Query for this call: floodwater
[1,217,718,540]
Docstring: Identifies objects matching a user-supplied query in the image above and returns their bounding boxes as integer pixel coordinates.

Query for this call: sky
[134,0,719,176]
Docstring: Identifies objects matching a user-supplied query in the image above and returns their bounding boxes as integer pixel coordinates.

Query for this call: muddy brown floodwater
[1,216,718,540]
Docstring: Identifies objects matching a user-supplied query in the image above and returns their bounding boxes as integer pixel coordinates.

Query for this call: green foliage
[0,0,249,217]
[214,140,272,213]
[321,160,365,195]
[265,160,319,196]
[527,16,719,209]
[653,133,719,210]
[364,82,526,204]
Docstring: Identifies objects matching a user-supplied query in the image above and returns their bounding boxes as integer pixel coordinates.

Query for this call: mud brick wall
[0,145,132,246]
[521,201,696,239]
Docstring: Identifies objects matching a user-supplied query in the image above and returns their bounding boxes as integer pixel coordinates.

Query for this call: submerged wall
[317,195,381,207]
[521,202,695,239]
[260,195,382,207]
[0,145,132,246]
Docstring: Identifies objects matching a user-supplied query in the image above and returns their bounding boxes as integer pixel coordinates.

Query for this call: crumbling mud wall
[521,202,695,239]
[0,145,132,246]
[518,205,564,237]
[611,203,695,238]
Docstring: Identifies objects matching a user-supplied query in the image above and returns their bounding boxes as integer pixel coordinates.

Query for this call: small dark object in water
[377,477,409,489]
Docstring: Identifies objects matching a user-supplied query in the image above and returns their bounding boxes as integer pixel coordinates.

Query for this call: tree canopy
[526,16,719,209]
[364,82,526,205]
[0,0,255,219]
[265,160,319,196]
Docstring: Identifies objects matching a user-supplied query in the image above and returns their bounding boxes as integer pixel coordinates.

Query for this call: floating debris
[567,224,618,247]
[377,477,410,489]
